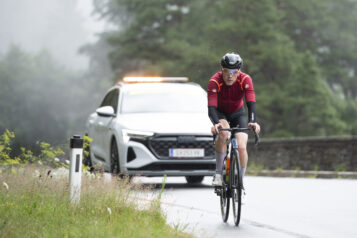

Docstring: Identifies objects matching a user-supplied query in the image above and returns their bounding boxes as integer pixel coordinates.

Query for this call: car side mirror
[96,106,116,117]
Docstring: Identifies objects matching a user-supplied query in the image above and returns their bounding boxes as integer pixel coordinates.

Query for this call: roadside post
[69,135,84,204]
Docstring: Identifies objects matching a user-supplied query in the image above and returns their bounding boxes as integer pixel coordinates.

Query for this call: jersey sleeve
[244,76,256,102]
[207,77,220,107]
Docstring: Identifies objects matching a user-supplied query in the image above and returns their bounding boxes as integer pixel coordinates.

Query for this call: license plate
[169,148,204,158]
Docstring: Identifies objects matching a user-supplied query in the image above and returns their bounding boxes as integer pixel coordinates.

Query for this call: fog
[0,0,115,154]
[0,0,103,70]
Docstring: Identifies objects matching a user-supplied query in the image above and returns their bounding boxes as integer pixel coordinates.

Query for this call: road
[134,176,357,238]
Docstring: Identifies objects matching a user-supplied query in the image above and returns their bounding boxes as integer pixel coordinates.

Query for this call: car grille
[148,135,215,159]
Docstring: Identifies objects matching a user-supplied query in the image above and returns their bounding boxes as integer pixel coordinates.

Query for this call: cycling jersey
[208,71,256,124]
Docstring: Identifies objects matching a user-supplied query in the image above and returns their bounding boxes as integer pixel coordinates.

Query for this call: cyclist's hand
[248,122,261,134]
[211,123,223,135]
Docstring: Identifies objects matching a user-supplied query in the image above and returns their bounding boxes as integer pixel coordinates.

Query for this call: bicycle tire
[220,159,230,222]
[231,149,242,226]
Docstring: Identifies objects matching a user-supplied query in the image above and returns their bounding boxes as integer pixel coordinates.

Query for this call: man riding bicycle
[208,52,261,196]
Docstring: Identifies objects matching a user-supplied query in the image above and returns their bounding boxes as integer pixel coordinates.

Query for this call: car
[84,77,215,184]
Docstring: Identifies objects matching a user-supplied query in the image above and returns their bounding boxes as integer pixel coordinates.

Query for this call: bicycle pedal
[214,188,222,196]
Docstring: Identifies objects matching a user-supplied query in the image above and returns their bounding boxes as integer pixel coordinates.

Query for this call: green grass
[335,164,346,172]
[247,162,264,173]
[0,167,192,238]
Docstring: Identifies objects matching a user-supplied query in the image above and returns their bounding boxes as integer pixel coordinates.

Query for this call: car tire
[185,176,204,184]
[110,138,121,174]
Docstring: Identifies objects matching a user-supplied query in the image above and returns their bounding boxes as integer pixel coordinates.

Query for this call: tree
[279,0,357,100]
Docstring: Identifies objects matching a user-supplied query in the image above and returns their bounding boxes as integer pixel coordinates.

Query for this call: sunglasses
[222,68,239,75]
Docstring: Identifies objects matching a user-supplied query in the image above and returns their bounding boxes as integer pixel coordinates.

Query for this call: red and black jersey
[207,72,256,114]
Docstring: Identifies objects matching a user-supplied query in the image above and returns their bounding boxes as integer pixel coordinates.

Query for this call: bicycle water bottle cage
[232,138,238,149]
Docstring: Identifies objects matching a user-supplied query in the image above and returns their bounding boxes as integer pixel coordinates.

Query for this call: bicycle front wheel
[231,149,242,226]
[220,183,230,222]
[220,158,230,222]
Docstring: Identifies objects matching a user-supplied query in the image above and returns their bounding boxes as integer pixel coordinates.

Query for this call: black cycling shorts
[216,107,248,134]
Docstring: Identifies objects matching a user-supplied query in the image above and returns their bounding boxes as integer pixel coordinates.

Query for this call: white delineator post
[69,135,84,204]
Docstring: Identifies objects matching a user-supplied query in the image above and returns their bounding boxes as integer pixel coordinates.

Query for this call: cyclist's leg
[215,119,230,174]
[212,110,230,186]
[215,119,229,152]
[229,108,249,183]
[236,132,248,175]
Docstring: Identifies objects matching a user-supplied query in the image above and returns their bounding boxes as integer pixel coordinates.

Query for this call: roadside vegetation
[0,130,192,238]
[0,129,66,168]
[0,167,192,238]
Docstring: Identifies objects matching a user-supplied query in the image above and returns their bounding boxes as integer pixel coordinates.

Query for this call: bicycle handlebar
[213,126,260,146]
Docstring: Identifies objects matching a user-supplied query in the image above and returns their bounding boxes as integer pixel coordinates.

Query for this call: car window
[110,89,119,114]
[121,85,207,114]
[100,89,119,113]
[100,91,113,107]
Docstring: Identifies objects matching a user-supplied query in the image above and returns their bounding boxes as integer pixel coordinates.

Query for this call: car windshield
[121,84,207,113]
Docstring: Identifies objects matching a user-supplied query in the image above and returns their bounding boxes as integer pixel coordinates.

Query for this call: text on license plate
[169,148,204,158]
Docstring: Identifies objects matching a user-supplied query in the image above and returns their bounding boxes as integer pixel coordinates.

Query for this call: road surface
[134,176,357,238]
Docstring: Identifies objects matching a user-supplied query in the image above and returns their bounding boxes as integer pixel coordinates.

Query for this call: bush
[0,129,66,168]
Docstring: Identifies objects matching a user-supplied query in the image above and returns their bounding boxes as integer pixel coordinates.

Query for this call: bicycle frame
[230,137,242,186]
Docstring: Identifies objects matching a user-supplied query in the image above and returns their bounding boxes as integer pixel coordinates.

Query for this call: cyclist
[208,52,261,195]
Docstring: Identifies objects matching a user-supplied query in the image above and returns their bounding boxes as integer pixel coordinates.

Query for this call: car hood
[117,113,212,134]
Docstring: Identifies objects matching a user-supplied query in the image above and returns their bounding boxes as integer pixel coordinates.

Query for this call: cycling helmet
[220,52,243,69]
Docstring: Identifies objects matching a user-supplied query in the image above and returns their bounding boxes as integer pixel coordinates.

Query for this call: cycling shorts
[216,107,248,134]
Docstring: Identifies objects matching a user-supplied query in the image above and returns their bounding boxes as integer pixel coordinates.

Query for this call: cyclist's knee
[219,119,229,127]
[238,145,247,153]
[218,119,229,140]
[218,130,229,140]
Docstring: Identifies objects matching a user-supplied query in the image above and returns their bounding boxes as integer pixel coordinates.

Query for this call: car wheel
[110,138,120,174]
[185,176,204,184]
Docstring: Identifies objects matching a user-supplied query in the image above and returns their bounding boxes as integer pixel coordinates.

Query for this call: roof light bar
[122,77,189,83]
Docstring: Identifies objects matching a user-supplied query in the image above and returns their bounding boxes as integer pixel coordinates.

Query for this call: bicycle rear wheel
[220,160,230,222]
[231,149,242,226]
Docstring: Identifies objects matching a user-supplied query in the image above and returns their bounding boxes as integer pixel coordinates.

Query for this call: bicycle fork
[232,138,243,188]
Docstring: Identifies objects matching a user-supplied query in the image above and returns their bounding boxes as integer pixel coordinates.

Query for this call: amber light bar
[122,77,189,83]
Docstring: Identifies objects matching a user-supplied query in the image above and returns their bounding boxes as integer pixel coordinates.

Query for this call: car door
[92,89,117,162]
[102,89,120,163]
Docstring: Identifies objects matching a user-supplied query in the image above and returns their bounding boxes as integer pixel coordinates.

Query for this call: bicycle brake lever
[254,131,260,146]
[213,134,217,145]
[212,125,222,145]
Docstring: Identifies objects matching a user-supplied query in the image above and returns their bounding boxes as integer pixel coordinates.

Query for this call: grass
[335,164,346,172]
[247,162,264,175]
[0,166,193,238]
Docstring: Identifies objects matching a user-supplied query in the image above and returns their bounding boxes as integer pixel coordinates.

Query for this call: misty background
[1,0,357,155]
[0,0,106,69]
[0,0,113,154]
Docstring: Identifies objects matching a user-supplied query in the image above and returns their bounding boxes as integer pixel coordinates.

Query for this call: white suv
[85,77,215,184]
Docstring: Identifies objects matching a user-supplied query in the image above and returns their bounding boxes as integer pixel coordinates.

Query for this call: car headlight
[121,129,154,143]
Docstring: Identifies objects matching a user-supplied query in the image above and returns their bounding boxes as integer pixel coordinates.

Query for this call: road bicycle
[213,127,259,226]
